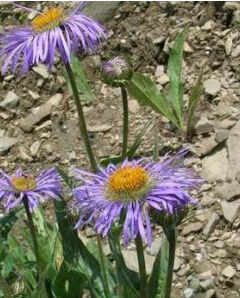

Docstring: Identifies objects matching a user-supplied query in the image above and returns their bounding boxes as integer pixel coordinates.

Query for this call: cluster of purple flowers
[0,3,201,247]
[0,150,201,247]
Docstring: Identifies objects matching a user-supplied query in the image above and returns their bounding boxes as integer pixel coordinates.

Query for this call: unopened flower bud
[151,206,193,230]
[101,56,132,87]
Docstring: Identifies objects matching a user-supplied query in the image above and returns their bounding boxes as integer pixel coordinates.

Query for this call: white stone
[28,90,40,100]
[204,79,221,96]
[0,137,17,156]
[221,200,240,223]
[227,120,240,179]
[128,99,140,114]
[203,213,220,238]
[0,91,19,109]
[122,250,154,275]
[225,37,233,56]
[88,124,112,133]
[202,20,214,31]
[154,65,164,78]
[157,74,169,85]
[33,64,49,79]
[222,265,235,278]
[232,45,240,57]
[30,141,41,157]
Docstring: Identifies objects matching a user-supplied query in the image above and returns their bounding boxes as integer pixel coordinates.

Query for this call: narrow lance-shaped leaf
[53,196,106,298]
[167,28,188,129]
[66,55,96,102]
[86,239,117,297]
[148,236,169,298]
[126,72,180,129]
[0,207,23,239]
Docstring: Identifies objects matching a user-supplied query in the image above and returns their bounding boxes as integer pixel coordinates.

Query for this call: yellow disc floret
[11,176,36,191]
[31,7,64,32]
[107,166,148,198]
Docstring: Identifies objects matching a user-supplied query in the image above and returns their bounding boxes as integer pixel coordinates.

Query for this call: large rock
[220,200,240,223]
[0,137,18,156]
[202,212,220,238]
[216,180,240,201]
[182,222,203,236]
[19,94,63,132]
[122,249,154,275]
[227,120,240,179]
[195,116,214,135]
[202,148,228,181]
[83,2,121,23]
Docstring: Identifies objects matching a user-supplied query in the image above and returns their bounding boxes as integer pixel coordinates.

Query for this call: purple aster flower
[0,2,107,74]
[0,168,61,212]
[72,150,201,246]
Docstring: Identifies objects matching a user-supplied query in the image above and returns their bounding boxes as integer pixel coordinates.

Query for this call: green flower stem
[121,87,128,161]
[23,196,40,279]
[164,227,177,298]
[97,235,111,298]
[65,62,98,172]
[135,234,148,298]
[65,62,110,297]
[153,116,159,161]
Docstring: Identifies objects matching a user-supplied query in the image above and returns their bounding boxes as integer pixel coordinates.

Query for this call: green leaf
[0,208,23,239]
[127,120,153,159]
[86,239,117,297]
[127,73,179,128]
[167,28,188,129]
[53,262,86,298]
[108,227,139,298]
[67,55,95,102]
[100,120,153,166]
[148,236,169,298]
[53,197,106,298]
[1,254,14,278]
[186,73,202,138]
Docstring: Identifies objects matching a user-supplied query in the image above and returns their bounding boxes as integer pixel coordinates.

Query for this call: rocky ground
[1,1,240,298]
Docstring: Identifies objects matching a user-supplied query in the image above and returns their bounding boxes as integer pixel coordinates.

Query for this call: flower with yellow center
[11,176,36,191]
[73,151,201,246]
[0,3,106,74]
[31,7,64,32]
[107,166,149,199]
[0,168,61,212]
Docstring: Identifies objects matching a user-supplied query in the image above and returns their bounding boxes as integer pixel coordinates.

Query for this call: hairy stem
[121,87,128,161]
[97,235,111,298]
[23,196,40,279]
[135,234,148,298]
[164,227,177,298]
[65,63,98,172]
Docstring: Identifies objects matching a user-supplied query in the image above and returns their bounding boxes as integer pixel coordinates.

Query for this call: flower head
[0,168,61,211]
[0,2,107,74]
[72,150,201,246]
[101,56,132,87]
